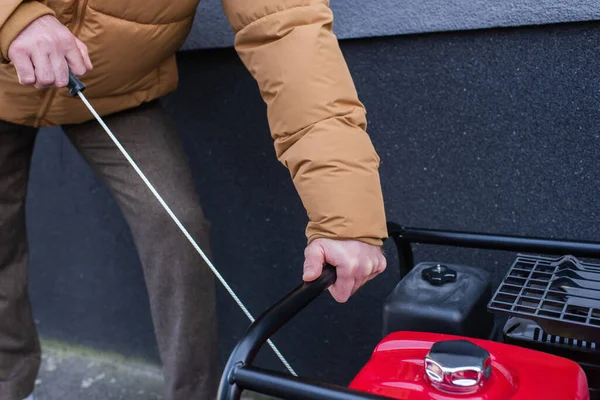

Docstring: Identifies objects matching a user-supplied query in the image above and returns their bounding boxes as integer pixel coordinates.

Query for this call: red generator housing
[349,331,589,400]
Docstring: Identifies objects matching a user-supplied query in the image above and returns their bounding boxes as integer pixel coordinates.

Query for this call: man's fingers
[65,43,87,76]
[75,38,93,71]
[10,52,35,85]
[366,254,387,282]
[351,276,368,297]
[50,53,68,87]
[329,277,355,303]
[349,268,372,298]
[303,244,324,282]
[347,254,387,298]
[32,52,54,88]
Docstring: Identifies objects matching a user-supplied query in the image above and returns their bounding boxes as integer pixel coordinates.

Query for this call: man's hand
[8,15,92,88]
[303,238,386,303]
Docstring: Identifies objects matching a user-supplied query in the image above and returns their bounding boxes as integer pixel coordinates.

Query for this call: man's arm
[221,0,388,301]
[0,1,92,87]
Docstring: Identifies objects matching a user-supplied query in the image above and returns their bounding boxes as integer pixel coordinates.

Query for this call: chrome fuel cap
[424,340,492,393]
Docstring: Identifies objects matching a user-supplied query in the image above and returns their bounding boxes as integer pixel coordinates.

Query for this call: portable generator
[217,222,599,400]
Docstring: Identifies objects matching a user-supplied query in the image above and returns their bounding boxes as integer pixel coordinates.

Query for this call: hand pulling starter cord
[65,72,297,376]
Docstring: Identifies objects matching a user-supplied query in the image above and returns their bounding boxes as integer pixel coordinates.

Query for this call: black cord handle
[67,69,86,97]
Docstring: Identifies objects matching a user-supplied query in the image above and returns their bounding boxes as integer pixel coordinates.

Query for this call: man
[0,1,388,399]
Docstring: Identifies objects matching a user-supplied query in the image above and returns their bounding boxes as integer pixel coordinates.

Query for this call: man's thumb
[303,244,324,282]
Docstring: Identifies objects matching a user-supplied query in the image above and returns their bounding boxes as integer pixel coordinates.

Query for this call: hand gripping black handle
[217,265,396,400]
[67,70,86,97]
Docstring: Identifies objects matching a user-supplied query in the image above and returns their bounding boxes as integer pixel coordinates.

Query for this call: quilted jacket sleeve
[0,1,55,63]
[221,0,387,246]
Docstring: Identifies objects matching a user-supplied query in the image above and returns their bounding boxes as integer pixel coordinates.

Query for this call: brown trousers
[0,101,218,400]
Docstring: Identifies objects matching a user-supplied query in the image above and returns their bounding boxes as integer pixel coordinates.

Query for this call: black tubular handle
[217,264,395,400]
[233,366,396,400]
[387,222,600,258]
[67,69,86,97]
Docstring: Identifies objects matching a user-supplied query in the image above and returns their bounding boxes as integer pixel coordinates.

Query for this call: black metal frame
[218,221,600,400]
[387,222,600,278]
[217,264,395,400]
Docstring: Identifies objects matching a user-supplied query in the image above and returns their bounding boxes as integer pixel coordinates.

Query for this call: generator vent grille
[488,254,600,342]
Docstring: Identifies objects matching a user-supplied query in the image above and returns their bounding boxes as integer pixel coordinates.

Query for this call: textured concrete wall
[183,0,600,49]
[27,21,600,385]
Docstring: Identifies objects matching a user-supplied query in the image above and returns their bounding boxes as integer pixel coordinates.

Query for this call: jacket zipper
[35,0,90,126]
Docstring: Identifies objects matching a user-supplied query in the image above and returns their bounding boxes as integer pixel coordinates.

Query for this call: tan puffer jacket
[0,0,388,246]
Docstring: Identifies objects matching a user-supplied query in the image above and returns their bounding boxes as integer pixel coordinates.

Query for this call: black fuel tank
[382,262,494,339]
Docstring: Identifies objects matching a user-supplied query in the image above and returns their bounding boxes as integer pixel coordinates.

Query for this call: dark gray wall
[28,21,600,385]
[184,0,600,49]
